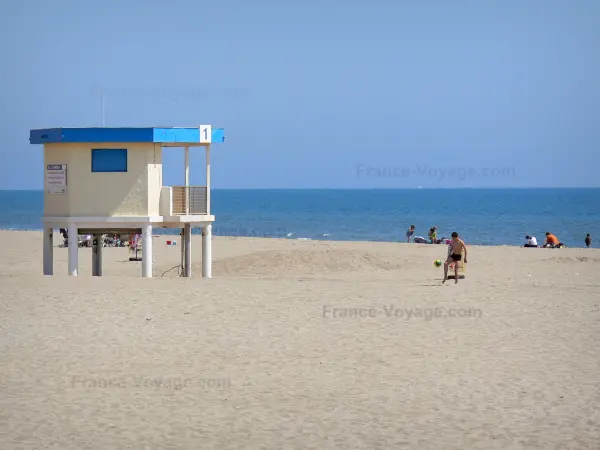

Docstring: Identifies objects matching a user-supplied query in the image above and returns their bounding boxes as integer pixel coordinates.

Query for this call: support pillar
[205,144,211,214]
[142,224,153,278]
[180,228,185,274]
[43,227,53,275]
[184,146,190,214]
[184,146,190,185]
[68,223,78,276]
[92,234,103,276]
[184,223,192,277]
[202,224,212,278]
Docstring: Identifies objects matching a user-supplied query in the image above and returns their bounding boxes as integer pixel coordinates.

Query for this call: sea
[0,189,598,247]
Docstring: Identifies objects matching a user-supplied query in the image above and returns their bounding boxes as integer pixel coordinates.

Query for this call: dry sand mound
[211,249,403,278]
[546,256,600,264]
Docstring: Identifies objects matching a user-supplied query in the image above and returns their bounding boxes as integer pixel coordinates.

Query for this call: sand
[0,230,599,449]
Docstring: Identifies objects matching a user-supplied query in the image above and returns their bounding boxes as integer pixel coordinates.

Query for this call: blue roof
[29,127,225,144]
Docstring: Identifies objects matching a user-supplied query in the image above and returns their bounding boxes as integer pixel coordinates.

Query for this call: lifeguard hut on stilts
[30,125,225,278]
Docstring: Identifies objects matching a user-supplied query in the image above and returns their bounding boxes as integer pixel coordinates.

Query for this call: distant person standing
[406,225,415,243]
[59,228,68,246]
[585,233,592,248]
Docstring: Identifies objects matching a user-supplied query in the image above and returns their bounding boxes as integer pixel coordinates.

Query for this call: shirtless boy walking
[443,232,468,284]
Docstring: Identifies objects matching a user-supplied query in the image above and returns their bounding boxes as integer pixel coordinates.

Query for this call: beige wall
[44,142,163,217]
[147,144,162,216]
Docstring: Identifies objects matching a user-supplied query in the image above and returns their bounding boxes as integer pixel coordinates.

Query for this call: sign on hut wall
[46,164,67,194]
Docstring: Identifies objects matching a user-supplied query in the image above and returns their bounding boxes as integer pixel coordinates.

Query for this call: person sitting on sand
[428,226,438,244]
[543,232,563,248]
[524,235,538,247]
[443,232,467,284]
[406,225,415,243]
[585,233,591,248]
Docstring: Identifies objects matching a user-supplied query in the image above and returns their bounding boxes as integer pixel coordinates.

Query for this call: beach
[1,229,599,449]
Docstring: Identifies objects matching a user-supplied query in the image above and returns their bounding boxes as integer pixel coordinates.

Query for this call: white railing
[173,186,208,215]
[160,186,209,216]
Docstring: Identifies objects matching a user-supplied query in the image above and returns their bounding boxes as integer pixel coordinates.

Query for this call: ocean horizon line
[2,187,600,192]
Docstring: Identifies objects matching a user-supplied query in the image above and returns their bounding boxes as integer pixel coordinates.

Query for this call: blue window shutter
[91,149,128,172]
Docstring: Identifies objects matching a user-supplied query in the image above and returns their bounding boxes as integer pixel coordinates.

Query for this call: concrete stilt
[184,223,192,277]
[43,227,53,275]
[142,224,153,277]
[68,223,78,276]
[202,224,212,278]
[92,233,103,276]
[180,228,185,275]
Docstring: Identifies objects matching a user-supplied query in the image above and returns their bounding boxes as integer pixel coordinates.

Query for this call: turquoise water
[0,189,598,247]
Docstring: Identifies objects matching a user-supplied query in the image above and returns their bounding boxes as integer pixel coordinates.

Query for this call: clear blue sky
[1,0,598,189]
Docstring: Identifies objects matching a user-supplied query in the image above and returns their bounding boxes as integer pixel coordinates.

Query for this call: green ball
[434,259,442,267]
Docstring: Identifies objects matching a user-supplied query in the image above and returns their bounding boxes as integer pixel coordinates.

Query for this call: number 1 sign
[199,125,212,143]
